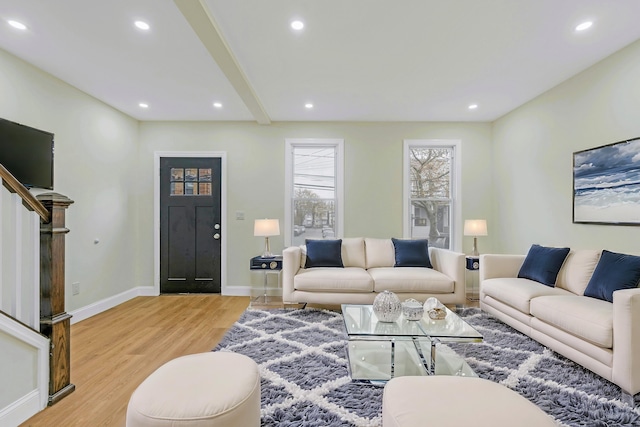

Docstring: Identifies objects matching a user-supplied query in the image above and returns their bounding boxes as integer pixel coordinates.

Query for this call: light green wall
[491,39,640,255]
[138,121,493,288]
[0,49,141,311]
[5,36,639,304]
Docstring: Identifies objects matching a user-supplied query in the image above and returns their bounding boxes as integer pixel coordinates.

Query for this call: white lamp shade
[254,219,280,237]
[463,219,488,236]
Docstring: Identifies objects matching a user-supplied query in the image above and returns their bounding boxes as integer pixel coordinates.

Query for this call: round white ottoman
[383,376,556,427]
[126,352,261,427]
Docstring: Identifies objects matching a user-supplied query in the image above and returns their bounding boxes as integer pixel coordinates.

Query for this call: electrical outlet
[72,282,80,295]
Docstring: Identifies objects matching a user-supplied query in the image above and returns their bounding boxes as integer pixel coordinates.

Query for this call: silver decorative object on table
[424,297,447,320]
[373,290,402,322]
[401,298,424,320]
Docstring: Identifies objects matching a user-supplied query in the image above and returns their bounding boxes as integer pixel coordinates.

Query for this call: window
[403,140,461,250]
[169,167,212,196]
[285,139,344,246]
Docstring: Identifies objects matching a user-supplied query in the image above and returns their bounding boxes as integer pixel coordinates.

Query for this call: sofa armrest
[612,287,640,395]
[282,246,302,302]
[479,254,525,282]
[429,248,465,298]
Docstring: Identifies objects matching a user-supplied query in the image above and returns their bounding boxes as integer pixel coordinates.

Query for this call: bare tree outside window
[291,146,337,245]
[409,146,453,248]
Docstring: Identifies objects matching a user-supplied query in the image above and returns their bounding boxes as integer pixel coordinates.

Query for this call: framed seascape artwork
[573,137,640,225]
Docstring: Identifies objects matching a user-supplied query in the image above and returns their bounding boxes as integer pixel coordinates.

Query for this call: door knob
[213,233,220,240]
[214,224,220,230]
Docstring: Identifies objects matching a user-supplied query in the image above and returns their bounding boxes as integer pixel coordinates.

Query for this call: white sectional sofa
[282,237,466,306]
[479,248,640,398]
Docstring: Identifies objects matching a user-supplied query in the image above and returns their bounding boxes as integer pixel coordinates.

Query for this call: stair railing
[0,163,75,405]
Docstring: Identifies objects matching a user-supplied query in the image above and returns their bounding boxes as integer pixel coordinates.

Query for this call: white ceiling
[1,0,640,124]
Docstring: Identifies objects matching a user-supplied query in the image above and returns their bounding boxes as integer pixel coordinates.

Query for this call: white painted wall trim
[153,151,228,295]
[0,315,49,420]
[69,286,155,324]
[0,390,43,427]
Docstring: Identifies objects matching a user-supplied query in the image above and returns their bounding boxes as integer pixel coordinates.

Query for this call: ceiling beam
[174,0,271,125]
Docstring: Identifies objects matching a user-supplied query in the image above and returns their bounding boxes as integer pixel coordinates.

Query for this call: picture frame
[573,137,640,225]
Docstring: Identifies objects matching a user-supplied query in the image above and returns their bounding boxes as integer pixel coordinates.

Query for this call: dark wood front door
[160,157,221,293]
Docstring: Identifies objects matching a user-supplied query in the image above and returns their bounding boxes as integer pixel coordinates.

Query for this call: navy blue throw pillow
[391,238,432,268]
[584,250,640,303]
[304,239,344,268]
[517,244,570,286]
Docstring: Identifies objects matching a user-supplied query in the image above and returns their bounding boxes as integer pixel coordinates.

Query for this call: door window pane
[169,166,213,196]
[171,182,184,195]
[199,182,212,195]
[171,168,184,181]
[185,168,198,181]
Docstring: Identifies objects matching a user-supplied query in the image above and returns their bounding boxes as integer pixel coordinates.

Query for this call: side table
[249,255,283,307]
[465,256,480,302]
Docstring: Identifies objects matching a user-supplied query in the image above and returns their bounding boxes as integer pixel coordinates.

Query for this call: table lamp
[463,219,487,256]
[254,219,280,258]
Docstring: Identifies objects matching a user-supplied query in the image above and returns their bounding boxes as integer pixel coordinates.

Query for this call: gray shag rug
[213,307,640,426]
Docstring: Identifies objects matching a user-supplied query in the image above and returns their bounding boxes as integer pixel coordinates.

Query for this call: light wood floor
[20,295,250,427]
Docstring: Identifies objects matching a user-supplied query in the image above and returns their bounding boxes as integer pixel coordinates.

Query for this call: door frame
[153,151,227,295]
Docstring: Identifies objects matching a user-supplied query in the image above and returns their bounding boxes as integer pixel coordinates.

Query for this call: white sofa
[479,250,640,398]
[282,237,466,306]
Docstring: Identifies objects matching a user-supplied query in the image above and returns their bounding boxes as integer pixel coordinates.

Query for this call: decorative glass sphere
[373,290,401,322]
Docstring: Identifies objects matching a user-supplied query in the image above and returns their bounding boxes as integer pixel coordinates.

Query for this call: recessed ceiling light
[468,104,478,110]
[8,20,27,30]
[134,20,150,30]
[213,102,222,108]
[305,103,313,109]
[139,103,149,108]
[575,21,593,32]
[291,20,304,31]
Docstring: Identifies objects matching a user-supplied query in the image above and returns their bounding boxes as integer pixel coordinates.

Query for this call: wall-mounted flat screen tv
[0,118,54,190]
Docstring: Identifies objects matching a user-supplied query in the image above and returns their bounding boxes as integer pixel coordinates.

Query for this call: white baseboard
[70,286,157,324]
[0,390,42,427]
[223,285,251,296]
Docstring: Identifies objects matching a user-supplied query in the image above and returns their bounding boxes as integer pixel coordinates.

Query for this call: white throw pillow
[365,238,395,269]
[341,237,366,269]
[556,249,601,295]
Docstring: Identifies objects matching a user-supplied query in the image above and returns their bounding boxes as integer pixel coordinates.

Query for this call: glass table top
[341,304,483,341]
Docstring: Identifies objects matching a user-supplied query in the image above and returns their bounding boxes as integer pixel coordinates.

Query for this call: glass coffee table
[341,304,483,383]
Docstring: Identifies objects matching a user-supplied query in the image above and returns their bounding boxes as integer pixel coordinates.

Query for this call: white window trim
[402,139,462,252]
[284,138,344,246]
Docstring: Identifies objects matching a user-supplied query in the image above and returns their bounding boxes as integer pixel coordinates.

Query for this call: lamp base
[470,237,479,256]
[262,237,274,258]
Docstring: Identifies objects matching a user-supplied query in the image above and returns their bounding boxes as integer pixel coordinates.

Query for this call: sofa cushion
[365,238,395,269]
[482,278,573,314]
[391,238,433,268]
[517,244,570,286]
[294,267,373,293]
[369,267,453,293]
[584,250,640,303]
[341,237,366,269]
[304,239,344,268]
[530,295,613,348]
[556,250,601,296]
